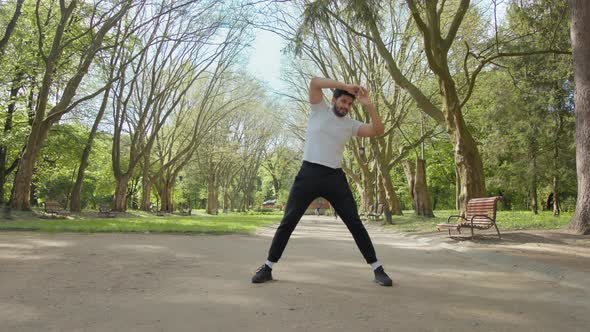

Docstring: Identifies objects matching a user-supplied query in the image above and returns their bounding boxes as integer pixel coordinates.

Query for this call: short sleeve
[310,98,330,112]
[351,119,364,137]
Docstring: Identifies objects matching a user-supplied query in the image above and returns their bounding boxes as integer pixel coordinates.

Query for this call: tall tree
[11,0,134,210]
[298,0,570,213]
[568,0,590,234]
[110,0,237,211]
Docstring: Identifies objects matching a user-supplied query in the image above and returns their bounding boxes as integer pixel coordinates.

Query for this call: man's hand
[356,87,371,106]
[343,84,362,97]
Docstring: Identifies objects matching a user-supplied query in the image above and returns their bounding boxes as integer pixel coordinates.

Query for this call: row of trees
[262,0,586,233]
[0,0,284,214]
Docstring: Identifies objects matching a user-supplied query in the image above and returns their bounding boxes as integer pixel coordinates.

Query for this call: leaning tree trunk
[11,120,52,210]
[568,0,590,234]
[381,173,403,215]
[362,175,375,214]
[70,88,111,212]
[375,152,402,215]
[1,72,23,204]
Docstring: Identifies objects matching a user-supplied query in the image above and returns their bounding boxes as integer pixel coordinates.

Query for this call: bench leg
[447,229,451,237]
[494,223,501,239]
[470,226,474,239]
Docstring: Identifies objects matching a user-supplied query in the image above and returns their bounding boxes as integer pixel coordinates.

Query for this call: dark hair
[333,89,355,100]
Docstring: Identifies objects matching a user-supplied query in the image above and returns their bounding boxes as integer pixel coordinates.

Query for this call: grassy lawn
[0,209,282,235]
[382,210,574,233]
[0,208,574,235]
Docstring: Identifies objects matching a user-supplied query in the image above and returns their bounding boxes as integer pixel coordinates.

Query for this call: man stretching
[252,77,393,287]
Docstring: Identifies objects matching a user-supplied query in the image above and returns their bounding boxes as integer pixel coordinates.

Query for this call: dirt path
[1,216,589,331]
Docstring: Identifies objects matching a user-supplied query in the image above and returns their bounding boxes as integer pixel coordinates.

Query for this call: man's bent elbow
[375,126,385,136]
[310,77,322,88]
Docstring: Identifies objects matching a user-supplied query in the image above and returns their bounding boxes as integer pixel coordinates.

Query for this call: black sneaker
[374,266,393,286]
[251,264,273,283]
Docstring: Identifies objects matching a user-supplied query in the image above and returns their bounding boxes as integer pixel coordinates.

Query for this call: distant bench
[178,205,191,216]
[44,201,71,216]
[99,203,117,218]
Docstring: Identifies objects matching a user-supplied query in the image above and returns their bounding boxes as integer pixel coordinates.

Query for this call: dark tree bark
[568,0,590,234]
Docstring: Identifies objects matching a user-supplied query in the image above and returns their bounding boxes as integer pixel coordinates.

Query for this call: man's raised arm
[309,77,361,104]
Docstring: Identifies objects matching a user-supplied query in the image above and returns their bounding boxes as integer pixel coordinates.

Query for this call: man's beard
[332,104,347,118]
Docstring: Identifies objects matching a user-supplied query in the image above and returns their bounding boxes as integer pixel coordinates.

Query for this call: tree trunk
[414,159,434,217]
[402,160,416,210]
[381,173,403,215]
[223,185,229,212]
[552,175,560,216]
[0,73,22,205]
[455,165,461,211]
[403,159,433,217]
[375,148,402,215]
[11,121,51,210]
[363,176,375,214]
[354,182,367,214]
[206,172,218,215]
[531,155,539,215]
[113,173,131,211]
[377,179,391,224]
[141,172,151,211]
[0,147,6,205]
[140,150,152,211]
[445,104,486,213]
[70,88,110,212]
[568,0,590,234]
[159,179,174,212]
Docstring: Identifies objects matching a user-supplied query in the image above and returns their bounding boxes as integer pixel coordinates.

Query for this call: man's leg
[252,171,318,283]
[323,172,377,264]
[267,175,318,263]
[322,171,393,286]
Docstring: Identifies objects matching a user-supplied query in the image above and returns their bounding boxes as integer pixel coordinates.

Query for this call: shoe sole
[374,279,393,287]
[251,278,273,284]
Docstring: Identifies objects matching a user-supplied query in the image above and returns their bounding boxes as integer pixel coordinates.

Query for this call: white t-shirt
[302,99,364,169]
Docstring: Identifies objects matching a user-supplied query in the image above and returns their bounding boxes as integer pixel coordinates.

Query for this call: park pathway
[1,216,589,331]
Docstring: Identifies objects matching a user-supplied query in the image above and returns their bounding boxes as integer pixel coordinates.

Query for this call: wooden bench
[178,205,192,216]
[44,200,71,216]
[99,203,117,218]
[368,204,384,221]
[437,196,502,239]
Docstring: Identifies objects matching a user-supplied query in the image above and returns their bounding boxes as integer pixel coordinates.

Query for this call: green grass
[0,209,281,235]
[382,210,574,233]
[0,208,574,235]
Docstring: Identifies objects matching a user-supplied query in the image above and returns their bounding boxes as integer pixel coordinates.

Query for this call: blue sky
[246,29,288,94]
